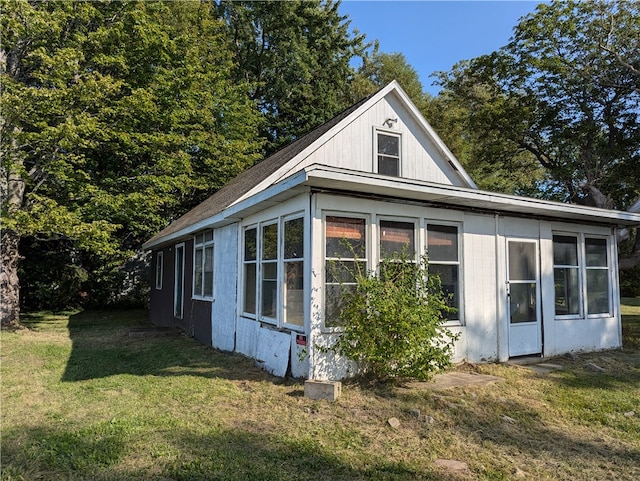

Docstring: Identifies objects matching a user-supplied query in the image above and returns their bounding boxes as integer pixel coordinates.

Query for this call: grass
[1,301,639,480]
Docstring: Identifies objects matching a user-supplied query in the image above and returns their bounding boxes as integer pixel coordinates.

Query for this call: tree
[1,0,263,324]
[217,0,367,154]
[437,0,640,265]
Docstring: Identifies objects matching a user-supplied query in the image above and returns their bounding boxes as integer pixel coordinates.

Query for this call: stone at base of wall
[304,380,342,401]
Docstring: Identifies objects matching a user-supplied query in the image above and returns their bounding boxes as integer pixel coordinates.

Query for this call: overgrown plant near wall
[331,251,459,382]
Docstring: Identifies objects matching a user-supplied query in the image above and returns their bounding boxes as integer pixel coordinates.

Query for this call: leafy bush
[330,251,459,381]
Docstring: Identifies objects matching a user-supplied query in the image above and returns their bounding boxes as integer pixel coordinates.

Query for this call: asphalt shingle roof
[145,92,374,248]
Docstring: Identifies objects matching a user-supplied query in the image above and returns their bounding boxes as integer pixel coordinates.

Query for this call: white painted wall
[211,223,238,351]
[305,194,622,380]
[224,192,622,380]
[278,92,467,188]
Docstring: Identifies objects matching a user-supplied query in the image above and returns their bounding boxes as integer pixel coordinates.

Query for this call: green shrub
[330,251,459,382]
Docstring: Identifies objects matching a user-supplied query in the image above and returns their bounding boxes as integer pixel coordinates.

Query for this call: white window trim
[425,220,464,326]
[260,220,279,325]
[240,214,306,332]
[192,230,215,301]
[322,212,371,332]
[377,216,418,264]
[584,235,612,318]
[155,251,164,290]
[241,224,258,319]
[552,233,583,320]
[552,232,613,320]
[373,127,402,177]
[281,214,306,330]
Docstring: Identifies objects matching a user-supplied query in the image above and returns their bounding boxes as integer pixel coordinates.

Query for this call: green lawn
[2,302,639,481]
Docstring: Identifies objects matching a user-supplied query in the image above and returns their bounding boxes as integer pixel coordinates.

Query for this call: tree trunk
[1,229,21,327]
[1,131,26,327]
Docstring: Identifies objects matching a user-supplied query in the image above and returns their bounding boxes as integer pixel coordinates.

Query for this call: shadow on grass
[1,424,460,481]
[61,310,272,384]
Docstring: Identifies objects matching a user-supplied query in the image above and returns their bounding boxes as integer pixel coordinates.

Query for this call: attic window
[376,131,401,177]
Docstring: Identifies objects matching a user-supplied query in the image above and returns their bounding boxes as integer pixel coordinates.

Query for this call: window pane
[194,248,203,296]
[378,133,399,156]
[204,230,213,242]
[262,279,277,318]
[508,242,536,281]
[324,284,355,328]
[587,270,610,314]
[244,263,256,314]
[585,238,607,267]
[378,156,399,176]
[427,225,458,262]
[204,246,214,298]
[326,217,366,258]
[262,262,277,281]
[284,218,304,259]
[554,267,580,315]
[510,283,537,323]
[553,235,578,266]
[429,264,459,320]
[380,220,415,257]
[285,261,304,326]
[261,259,278,319]
[325,260,363,284]
[244,228,257,261]
[262,224,278,260]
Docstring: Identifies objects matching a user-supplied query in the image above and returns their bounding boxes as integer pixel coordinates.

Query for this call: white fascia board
[143,170,310,250]
[303,165,640,226]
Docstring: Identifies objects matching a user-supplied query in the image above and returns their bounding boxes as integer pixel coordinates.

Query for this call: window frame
[323,213,370,331]
[240,214,306,332]
[282,215,305,329]
[426,221,463,325]
[155,251,164,290]
[552,232,613,320]
[584,236,611,317]
[374,127,402,177]
[242,225,258,317]
[552,234,582,319]
[192,230,215,301]
[260,220,279,324]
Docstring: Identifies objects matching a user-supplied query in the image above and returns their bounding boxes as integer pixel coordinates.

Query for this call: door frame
[506,237,542,357]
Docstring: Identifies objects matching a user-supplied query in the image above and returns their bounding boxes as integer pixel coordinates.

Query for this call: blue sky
[338,0,542,95]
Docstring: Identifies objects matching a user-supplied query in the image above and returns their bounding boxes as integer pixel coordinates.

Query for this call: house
[143,81,640,380]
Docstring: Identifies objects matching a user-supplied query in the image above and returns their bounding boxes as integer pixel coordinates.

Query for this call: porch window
[242,216,305,329]
[284,217,304,326]
[376,131,401,177]
[379,220,416,280]
[585,238,610,315]
[155,251,163,290]
[243,227,257,315]
[552,234,611,318]
[325,216,367,328]
[427,224,460,321]
[193,230,214,299]
[261,223,278,321]
[553,235,580,316]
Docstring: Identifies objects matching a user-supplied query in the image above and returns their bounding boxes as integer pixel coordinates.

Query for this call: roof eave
[142,170,311,251]
[303,165,640,227]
